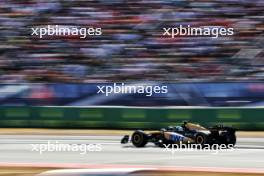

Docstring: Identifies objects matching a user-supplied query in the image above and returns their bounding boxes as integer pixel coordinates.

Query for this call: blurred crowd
[0,0,263,83]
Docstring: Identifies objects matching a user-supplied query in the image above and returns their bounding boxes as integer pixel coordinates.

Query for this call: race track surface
[0,134,263,169]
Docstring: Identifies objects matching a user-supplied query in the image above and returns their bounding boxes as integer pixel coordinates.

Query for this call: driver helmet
[175,126,184,132]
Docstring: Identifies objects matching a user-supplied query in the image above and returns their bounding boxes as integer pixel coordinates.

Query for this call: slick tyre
[195,133,207,146]
[131,130,148,147]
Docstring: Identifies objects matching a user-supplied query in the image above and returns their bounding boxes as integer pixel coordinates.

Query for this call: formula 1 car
[121,122,236,148]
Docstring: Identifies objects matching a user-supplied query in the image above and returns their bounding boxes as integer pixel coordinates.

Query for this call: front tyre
[131,130,148,147]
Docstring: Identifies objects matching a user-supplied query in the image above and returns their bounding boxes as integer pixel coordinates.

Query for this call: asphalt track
[0,134,263,171]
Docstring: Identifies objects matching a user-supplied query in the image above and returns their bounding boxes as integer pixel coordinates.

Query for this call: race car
[121,122,236,148]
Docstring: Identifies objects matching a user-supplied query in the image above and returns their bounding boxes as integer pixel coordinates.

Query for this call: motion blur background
[0,0,263,106]
[0,2,263,175]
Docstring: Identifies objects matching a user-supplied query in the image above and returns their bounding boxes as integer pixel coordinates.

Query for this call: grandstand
[0,0,263,83]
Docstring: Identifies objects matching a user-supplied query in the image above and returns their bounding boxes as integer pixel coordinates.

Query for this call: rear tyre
[131,130,148,147]
[195,133,207,146]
